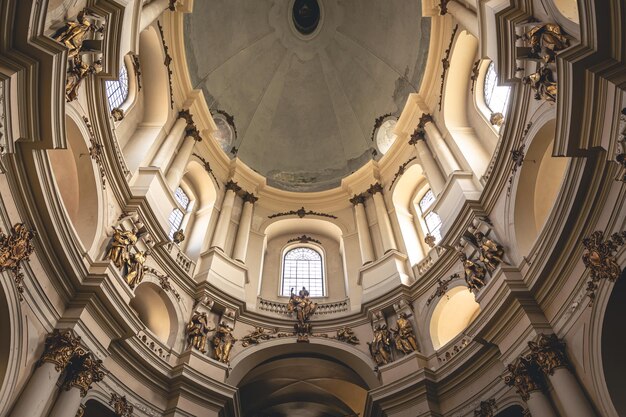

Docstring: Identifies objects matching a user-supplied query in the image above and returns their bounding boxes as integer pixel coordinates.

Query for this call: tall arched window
[483,62,511,117]
[418,189,442,243]
[105,63,129,111]
[168,186,190,239]
[281,247,324,297]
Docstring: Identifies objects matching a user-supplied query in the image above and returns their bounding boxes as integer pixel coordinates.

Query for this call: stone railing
[137,330,171,362]
[257,297,350,317]
[436,336,469,364]
[414,246,446,277]
[165,242,195,276]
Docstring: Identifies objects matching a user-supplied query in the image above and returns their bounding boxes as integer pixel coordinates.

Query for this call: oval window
[292,0,321,35]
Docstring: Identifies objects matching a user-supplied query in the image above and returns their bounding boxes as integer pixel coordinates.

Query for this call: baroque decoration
[62,352,106,397]
[186,311,212,353]
[268,207,337,219]
[211,322,236,363]
[110,393,134,417]
[459,253,487,293]
[527,333,569,375]
[426,273,459,306]
[391,313,418,355]
[474,399,497,417]
[83,116,107,189]
[581,230,626,303]
[287,234,321,245]
[288,287,318,342]
[38,329,84,371]
[156,20,174,109]
[504,355,544,401]
[0,223,37,298]
[438,25,459,110]
[368,324,392,367]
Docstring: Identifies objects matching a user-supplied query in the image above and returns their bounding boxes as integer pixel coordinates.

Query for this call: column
[151,111,188,170]
[446,1,479,38]
[505,356,558,417]
[211,181,241,252]
[367,183,398,253]
[409,129,446,195]
[48,353,105,417]
[9,329,82,417]
[232,192,257,263]
[140,0,171,32]
[165,123,202,190]
[350,194,375,265]
[529,334,598,417]
[419,114,461,176]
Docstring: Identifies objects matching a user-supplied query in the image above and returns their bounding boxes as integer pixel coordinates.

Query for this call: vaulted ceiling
[184,0,430,191]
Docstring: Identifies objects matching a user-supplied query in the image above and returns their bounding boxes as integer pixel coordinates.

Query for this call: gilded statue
[459,253,486,293]
[51,10,102,58]
[105,227,137,269]
[65,56,102,102]
[475,231,505,272]
[335,327,360,345]
[368,324,392,366]
[125,251,146,289]
[212,322,236,363]
[186,311,212,353]
[522,23,569,63]
[523,66,557,102]
[241,327,276,347]
[288,287,318,342]
[391,313,418,354]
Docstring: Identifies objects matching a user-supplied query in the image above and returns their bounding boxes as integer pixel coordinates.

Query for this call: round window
[376,118,398,155]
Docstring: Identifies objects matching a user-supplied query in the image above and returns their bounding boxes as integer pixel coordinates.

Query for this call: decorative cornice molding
[268,207,337,219]
[287,235,321,245]
[191,153,220,189]
[389,157,417,190]
[438,25,458,110]
[156,20,174,109]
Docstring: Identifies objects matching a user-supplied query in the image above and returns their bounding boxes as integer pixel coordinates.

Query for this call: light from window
[105,63,129,111]
[169,187,190,238]
[174,187,190,210]
[376,118,398,155]
[419,189,443,243]
[483,62,511,116]
[281,247,324,297]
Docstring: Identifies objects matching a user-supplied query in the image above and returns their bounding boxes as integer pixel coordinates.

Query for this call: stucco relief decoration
[391,313,418,355]
[368,324,392,367]
[83,116,106,189]
[268,206,337,219]
[389,157,417,190]
[438,25,459,110]
[507,122,532,195]
[287,235,321,245]
[504,356,544,401]
[156,21,174,109]
[211,322,236,363]
[474,399,497,417]
[144,267,181,300]
[62,352,106,397]
[474,231,505,272]
[582,230,626,304]
[616,107,626,182]
[459,253,486,293]
[426,273,459,306]
[110,393,134,417]
[335,327,360,345]
[37,329,83,371]
[288,286,318,342]
[192,153,220,189]
[240,327,279,347]
[527,334,569,375]
[0,222,37,298]
[172,229,185,244]
[186,311,213,353]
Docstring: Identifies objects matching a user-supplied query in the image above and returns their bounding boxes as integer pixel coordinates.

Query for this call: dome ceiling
[184,0,430,191]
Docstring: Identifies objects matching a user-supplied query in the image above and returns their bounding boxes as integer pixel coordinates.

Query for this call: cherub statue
[522,23,569,63]
[186,311,212,353]
[474,231,505,272]
[459,253,486,293]
[125,251,146,288]
[391,313,418,354]
[105,227,137,268]
[368,324,392,366]
[523,65,557,102]
[65,56,102,102]
[212,322,236,363]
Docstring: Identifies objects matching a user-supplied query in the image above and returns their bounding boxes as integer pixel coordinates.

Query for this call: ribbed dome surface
[184,0,430,191]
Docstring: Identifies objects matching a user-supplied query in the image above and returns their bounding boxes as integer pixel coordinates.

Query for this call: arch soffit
[390,162,426,212]
[137,25,169,125]
[0,277,24,416]
[183,160,218,209]
[262,217,346,244]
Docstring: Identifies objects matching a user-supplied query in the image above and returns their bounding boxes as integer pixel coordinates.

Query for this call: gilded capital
[504,356,544,401]
[367,183,384,195]
[38,329,83,372]
[110,393,134,417]
[225,180,242,193]
[528,334,569,375]
[242,192,258,204]
[62,353,106,397]
[349,194,367,206]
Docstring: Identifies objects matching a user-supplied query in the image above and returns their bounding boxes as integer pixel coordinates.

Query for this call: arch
[263,217,344,243]
[0,276,23,416]
[83,399,117,417]
[550,0,580,24]
[429,285,480,350]
[495,405,526,417]
[280,245,325,297]
[513,118,568,255]
[48,113,103,253]
[129,282,179,347]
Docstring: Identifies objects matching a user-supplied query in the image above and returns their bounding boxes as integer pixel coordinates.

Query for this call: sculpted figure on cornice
[51,9,102,58]
[212,322,236,363]
[288,287,317,342]
[368,324,392,366]
[522,23,569,63]
[186,311,212,353]
[391,313,418,355]
[65,56,102,102]
[106,228,137,268]
[241,327,276,347]
[125,251,147,289]
[523,66,557,102]
[475,231,505,272]
[335,327,360,345]
[459,253,486,293]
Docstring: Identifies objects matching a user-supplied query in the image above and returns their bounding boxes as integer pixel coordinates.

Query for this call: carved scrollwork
[110,393,134,417]
[528,334,569,375]
[241,327,278,347]
[38,329,83,371]
[474,399,497,417]
[334,327,360,345]
[62,352,106,397]
[0,223,36,297]
[582,230,626,303]
[504,356,544,401]
[268,207,337,219]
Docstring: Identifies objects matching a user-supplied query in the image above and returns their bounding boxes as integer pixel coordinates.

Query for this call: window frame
[168,184,195,240]
[278,243,327,299]
[474,59,512,131]
[105,62,129,111]
[104,54,140,122]
[414,187,443,246]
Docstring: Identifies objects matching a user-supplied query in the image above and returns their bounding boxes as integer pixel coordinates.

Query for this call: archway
[83,399,117,417]
[429,286,480,350]
[495,405,525,416]
[129,282,179,347]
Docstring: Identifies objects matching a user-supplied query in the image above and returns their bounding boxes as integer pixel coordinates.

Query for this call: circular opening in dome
[376,118,398,155]
[292,0,321,36]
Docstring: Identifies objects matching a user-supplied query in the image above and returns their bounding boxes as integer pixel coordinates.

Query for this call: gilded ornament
[334,327,360,345]
[110,393,134,417]
[62,352,106,397]
[426,274,458,306]
[65,56,102,102]
[368,324,392,366]
[490,112,505,127]
[51,10,102,58]
[212,322,236,363]
[459,253,486,293]
[391,313,418,355]
[523,65,557,102]
[241,327,277,347]
[424,233,437,249]
[111,108,124,121]
[474,399,497,417]
[105,227,137,268]
[288,287,318,342]
[75,405,85,417]
[0,223,36,297]
[582,230,626,303]
[474,231,505,272]
[504,356,544,401]
[172,229,185,244]
[38,329,83,371]
[521,23,569,63]
[124,250,146,289]
[528,333,568,375]
[186,311,212,353]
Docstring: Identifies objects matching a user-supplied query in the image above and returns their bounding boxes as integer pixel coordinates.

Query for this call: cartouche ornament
[0,223,36,297]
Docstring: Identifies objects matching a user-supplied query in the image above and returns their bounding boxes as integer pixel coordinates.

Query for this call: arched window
[281,247,324,297]
[418,189,442,243]
[483,62,511,117]
[375,117,398,155]
[168,187,190,239]
[105,63,129,111]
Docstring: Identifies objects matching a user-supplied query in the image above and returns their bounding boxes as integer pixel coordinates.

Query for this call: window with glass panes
[483,62,511,116]
[105,64,129,111]
[418,189,442,243]
[281,247,324,297]
[168,187,190,239]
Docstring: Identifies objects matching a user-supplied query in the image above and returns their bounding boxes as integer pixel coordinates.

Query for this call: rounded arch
[513,117,568,256]
[495,404,526,416]
[137,26,168,125]
[83,399,118,417]
[48,112,103,253]
[129,281,180,347]
[279,244,326,297]
[429,285,480,350]
[0,276,23,416]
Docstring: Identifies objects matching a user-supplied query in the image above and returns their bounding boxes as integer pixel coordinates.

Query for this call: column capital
[409,128,426,145]
[349,194,367,206]
[179,109,202,141]
[225,180,242,193]
[418,113,434,128]
[38,329,83,372]
[242,192,258,204]
[367,183,384,195]
[504,356,545,401]
[528,334,569,375]
[62,352,106,397]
